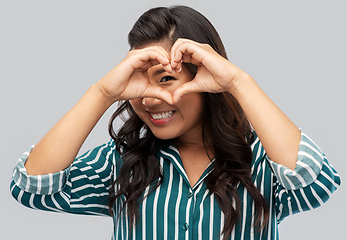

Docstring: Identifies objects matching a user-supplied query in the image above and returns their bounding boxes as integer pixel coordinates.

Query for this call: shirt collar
[159,143,214,190]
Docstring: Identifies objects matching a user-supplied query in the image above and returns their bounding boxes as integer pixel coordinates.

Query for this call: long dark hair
[108,6,269,239]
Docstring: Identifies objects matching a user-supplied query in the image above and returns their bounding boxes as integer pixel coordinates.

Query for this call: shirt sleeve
[10,139,119,217]
[265,131,341,222]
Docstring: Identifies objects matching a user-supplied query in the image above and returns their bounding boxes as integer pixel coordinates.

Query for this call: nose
[142,97,163,107]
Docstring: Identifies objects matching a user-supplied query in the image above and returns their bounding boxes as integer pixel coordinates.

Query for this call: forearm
[25,82,114,175]
[229,73,301,170]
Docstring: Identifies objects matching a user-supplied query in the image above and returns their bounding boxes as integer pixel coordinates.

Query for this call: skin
[169,39,300,171]
[129,63,210,186]
[25,39,300,184]
[129,65,204,142]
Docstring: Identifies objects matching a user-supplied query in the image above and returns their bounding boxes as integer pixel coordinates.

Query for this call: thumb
[172,80,202,103]
[143,85,174,105]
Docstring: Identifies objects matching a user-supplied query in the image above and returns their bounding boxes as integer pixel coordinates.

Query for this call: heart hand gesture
[98,46,174,104]
[169,39,247,103]
[98,39,248,105]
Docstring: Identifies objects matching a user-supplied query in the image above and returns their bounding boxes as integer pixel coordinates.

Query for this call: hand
[98,46,174,104]
[170,39,246,103]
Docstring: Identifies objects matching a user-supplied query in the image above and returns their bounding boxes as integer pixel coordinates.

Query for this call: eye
[160,76,175,83]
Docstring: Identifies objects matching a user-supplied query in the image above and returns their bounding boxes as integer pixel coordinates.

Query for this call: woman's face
[129,60,204,143]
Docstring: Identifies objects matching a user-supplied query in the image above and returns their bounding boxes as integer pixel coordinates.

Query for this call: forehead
[135,41,172,52]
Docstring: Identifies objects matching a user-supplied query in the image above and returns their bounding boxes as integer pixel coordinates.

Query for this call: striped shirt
[10,131,340,240]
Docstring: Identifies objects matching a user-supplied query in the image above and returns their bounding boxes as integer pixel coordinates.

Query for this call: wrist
[94,80,120,104]
[90,82,117,109]
[227,71,254,97]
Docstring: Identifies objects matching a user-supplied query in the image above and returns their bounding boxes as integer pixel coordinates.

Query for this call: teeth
[151,110,174,120]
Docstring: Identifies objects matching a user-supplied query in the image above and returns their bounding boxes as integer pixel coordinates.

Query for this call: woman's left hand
[170,38,248,102]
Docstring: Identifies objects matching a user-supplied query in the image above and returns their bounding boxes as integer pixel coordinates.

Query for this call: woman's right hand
[25,46,174,175]
[98,46,174,104]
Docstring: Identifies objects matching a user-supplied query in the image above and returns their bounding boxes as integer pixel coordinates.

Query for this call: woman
[10,6,340,240]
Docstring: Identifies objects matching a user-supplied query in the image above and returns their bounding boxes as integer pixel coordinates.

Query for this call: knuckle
[201,43,211,49]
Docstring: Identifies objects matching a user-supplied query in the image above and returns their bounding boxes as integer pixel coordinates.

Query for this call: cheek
[179,93,204,118]
[129,99,143,116]
[160,81,182,95]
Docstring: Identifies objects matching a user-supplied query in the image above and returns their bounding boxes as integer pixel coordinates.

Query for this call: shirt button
[187,192,193,198]
[183,223,189,231]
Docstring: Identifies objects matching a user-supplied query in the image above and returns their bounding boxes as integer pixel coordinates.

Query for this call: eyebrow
[152,68,166,77]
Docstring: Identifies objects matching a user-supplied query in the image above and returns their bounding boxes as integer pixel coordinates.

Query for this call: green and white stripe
[10,131,340,239]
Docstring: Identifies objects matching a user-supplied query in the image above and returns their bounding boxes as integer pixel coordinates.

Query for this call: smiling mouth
[149,110,175,120]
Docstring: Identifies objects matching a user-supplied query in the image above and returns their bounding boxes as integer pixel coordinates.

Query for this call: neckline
[160,143,215,190]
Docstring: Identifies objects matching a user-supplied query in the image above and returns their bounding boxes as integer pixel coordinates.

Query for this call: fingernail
[165,64,172,73]
[170,61,175,69]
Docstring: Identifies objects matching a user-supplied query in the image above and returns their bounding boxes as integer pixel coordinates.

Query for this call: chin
[150,129,180,140]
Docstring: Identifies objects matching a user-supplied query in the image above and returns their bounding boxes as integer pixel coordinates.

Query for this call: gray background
[1,0,345,239]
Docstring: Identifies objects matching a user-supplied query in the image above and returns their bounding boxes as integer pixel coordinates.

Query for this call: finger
[161,62,173,73]
[135,45,170,60]
[150,46,173,73]
[176,60,182,73]
[171,40,205,69]
[134,59,161,71]
[170,38,192,69]
[172,80,202,103]
[130,49,170,70]
[143,85,174,105]
[145,59,172,74]
[140,48,174,73]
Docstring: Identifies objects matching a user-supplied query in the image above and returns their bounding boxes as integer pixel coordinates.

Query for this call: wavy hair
[108,6,269,239]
